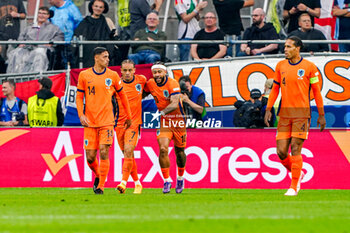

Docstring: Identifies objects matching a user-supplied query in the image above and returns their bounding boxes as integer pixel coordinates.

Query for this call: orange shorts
[115,124,140,151]
[276,117,310,140]
[84,126,114,150]
[157,126,187,148]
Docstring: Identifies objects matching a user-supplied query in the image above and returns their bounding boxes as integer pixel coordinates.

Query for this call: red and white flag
[314,0,338,51]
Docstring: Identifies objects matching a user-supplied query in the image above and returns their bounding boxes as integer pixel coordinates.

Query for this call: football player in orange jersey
[264,36,326,196]
[76,47,132,194]
[144,62,187,194]
[115,59,147,194]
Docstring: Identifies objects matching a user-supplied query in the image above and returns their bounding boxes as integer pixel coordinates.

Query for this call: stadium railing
[0,39,349,82]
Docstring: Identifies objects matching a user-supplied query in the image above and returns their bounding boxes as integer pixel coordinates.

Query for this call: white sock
[164,178,171,182]
[134,180,141,186]
[177,176,183,180]
[121,180,127,185]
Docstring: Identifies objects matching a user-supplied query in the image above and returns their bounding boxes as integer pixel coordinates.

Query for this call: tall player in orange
[264,36,326,196]
[76,47,132,194]
[144,62,187,194]
[115,59,147,194]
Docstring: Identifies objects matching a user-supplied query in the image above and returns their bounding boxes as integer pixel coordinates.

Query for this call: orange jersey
[273,58,321,118]
[145,76,185,124]
[76,67,124,127]
[116,74,147,126]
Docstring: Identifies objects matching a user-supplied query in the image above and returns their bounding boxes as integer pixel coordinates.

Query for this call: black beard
[253,20,261,26]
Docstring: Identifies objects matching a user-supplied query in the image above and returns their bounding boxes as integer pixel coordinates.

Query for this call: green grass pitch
[1,188,350,233]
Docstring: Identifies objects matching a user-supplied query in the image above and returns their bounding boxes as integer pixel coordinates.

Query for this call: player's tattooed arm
[161,94,180,115]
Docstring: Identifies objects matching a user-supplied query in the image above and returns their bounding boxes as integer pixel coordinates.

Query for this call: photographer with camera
[0,79,28,126]
[179,75,207,123]
[233,88,275,128]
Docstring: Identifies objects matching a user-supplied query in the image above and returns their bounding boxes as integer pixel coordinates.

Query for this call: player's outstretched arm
[311,83,326,131]
[161,94,180,115]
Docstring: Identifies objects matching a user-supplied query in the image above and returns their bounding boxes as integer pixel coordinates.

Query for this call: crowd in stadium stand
[0,0,348,74]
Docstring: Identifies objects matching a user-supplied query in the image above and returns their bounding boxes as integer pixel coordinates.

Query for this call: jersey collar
[123,76,135,84]
[92,67,106,75]
[156,75,168,87]
[288,57,303,66]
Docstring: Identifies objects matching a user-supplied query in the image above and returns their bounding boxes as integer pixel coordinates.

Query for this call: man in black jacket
[289,13,329,53]
[239,8,279,56]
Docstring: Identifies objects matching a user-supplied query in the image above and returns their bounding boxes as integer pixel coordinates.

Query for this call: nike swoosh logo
[41,153,83,176]
[0,129,30,146]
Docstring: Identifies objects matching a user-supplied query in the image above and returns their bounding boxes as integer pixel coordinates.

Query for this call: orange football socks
[290,155,303,191]
[161,168,170,180]
[87,158,100,177]
[130,158,139,181]
[178,167,185,177]
[281,154,292,171]
[122,158,133,182]
[97,159,110,190]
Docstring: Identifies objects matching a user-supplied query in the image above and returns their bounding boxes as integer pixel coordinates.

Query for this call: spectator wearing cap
[6,6,64,73]
[28,77,64,127]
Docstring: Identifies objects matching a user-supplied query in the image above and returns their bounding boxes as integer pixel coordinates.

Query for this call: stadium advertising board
[65,56,350,127]
[1,128,349,189]
[167,56,350,107]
